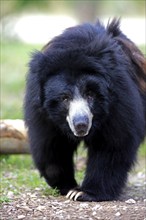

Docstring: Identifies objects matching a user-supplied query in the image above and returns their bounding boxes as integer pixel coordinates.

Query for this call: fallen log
[0,120,30,154]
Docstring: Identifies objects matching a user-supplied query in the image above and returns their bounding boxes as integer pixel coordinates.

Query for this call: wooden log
[0,138,30,154]
[0,119,30,154]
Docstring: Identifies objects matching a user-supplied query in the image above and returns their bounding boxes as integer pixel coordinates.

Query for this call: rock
[125,199,136,204]
[79,203,89,208]
[7,191,14,199]
[36,205,46,211]
[92,204,101,210]
[115,212,121,216]
[92,211,97,216]
[17,215,25,219]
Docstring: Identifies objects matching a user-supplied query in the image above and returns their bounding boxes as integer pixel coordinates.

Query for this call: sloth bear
[24,18,146,202]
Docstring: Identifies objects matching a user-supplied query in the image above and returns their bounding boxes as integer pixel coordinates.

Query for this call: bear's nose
[73,116,89,136]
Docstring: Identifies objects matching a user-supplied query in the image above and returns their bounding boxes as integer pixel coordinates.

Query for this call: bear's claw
[66,190,83,201]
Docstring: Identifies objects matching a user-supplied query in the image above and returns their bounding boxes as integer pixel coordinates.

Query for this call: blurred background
[0,0,145,201]
[1,0,145,120]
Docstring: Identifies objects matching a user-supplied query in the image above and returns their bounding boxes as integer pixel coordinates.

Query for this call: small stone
[137,171,144,178]
[30,193,37,198]
[26,193,31,196]
[92,211,97,216]
[64,200,70,204]
[125,199,136,204]
[7,191,14,199]
[21,206,32,211]
[122,206,127,211]
[92,204,101,210]
[79,203,89,208]
[98,206,103,210]
[115,212,121,217]
[36,205,45,211]
[35,187,41,191]
[18,215,25,219]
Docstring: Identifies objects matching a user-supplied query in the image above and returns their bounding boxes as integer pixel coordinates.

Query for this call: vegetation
[0,153,84,203]
[1,0,145,20]
[1,41,42,119]
[0,155,59,203]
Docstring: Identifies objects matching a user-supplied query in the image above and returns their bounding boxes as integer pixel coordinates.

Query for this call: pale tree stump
[0,120,30,154]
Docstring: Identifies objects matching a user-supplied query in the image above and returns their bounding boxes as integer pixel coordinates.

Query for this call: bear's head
[43,73,111,138]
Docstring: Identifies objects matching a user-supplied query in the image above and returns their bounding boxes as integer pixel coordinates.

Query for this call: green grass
[0,196,10,204]
[138,140,146,157]
[0,155,60,200]
[0,154,83,203]
[0,144,85,202]
[1,41,42,119]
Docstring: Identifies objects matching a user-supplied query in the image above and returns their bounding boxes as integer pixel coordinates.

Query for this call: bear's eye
[61,94,71,104]
[85,90,95,101]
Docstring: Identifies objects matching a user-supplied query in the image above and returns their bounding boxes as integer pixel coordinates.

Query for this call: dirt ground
[1,160,146,220]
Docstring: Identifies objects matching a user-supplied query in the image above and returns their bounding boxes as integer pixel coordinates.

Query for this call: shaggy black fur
[24,18,146,202]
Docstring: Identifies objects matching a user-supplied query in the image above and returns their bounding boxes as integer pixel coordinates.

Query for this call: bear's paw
[66,190,83,201]
[66,189,97,202]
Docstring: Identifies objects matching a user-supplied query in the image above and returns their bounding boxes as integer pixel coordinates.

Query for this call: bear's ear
[29,51,49,83]
[26,51,48,107]
[106,18,121,37]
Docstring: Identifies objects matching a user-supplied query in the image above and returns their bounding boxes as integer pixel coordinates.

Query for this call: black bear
[24,19,146,202]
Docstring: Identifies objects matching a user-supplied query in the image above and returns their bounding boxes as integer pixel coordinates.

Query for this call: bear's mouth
[73,130,89,137]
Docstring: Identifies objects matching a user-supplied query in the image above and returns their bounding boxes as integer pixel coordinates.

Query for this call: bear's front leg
[43,139,78,195]
[29,122,78,195]
[67,146,133,202]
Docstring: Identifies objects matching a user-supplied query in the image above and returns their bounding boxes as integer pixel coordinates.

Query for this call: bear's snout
[66,97,93,137]
[73,115,89,137]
